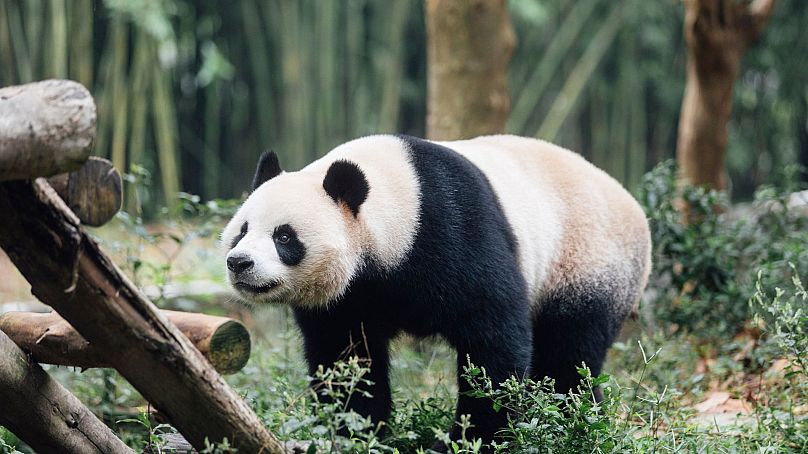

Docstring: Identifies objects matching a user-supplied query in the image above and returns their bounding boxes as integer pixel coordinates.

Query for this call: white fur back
[436,135,650,307]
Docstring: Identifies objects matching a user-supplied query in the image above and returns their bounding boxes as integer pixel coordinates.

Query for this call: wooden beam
[0,178,285,453]
[47,157,122,226]
[0,329,133,453]
[0,309,251,375]
[0,80,96,181]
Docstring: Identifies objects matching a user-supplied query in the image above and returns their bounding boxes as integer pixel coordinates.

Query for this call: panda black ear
[252,150,283,191]
[323,160,369,217]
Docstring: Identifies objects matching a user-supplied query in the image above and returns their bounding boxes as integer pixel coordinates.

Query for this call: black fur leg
[294,309,393,426]
[444,306,533,451]
[530,285,627,395]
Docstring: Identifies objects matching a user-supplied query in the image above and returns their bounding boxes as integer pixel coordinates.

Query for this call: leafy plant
[639,161,808,340]
[0,429,22,454]
[117,410,175,453]
[749,267,808,451]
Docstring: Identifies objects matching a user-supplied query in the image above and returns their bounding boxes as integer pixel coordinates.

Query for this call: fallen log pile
[0,80,285,453]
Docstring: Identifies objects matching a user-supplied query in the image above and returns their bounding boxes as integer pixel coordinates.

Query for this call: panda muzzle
[234,280,280,294]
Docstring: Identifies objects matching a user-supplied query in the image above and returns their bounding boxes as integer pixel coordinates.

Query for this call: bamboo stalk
[203,80,222,199]
[68,0,93,88]
[0,0,15,84]
[25,0,44,78]
[378,0,408,134]
[7,0,33,82]
[276,0,306,169]
[315,0,338,152]
[240,0,274,151]
[47,0,67,78]
[152,64,181,213]
[109,18,129,174]
[92,18,115,161]
[509,3,559,98]
[125,33,151,213]
[625,27,646,191]
[608,34,629,183]
[536,1,625,141]
[589,80,610,169]
[510,0,602,134]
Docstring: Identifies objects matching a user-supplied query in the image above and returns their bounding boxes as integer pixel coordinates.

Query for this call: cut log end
[208,320,251,374]
[47,157,122,226]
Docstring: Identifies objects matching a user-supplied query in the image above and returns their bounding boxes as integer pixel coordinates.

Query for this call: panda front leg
[445,305,533,450]
[294,310,393,429]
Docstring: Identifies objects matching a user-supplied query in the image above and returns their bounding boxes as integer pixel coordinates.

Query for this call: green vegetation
[640,161,808,340]
[2,165,805,453]
[1,1,807,451]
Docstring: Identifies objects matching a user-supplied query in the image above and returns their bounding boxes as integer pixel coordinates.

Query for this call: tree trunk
[0,309,252,375]
[0,178,285,454]
[425,0,515,140]
[676,0,776,190]
[0,80,95,181]
[0,329,133,454]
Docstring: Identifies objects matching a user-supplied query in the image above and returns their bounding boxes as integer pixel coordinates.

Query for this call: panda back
[437,135,651,308]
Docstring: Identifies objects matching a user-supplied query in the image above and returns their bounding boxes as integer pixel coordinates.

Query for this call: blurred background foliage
[0,0,806,216]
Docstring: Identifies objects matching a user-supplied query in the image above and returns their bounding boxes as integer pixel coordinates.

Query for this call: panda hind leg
[530,284,628,399]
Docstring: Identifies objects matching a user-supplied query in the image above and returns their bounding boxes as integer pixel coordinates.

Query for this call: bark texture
[0,80,96,181]
[425,0,515,140]
[0,179,284,453]
[676,0,776,190]
[0,309,251,374]
[47,156,122,227]
[0,329,133,454]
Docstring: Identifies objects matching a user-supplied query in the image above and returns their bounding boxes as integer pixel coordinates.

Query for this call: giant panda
[221,134,651,447]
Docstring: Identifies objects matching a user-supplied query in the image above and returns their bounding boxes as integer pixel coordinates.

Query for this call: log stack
[0,80,284,453]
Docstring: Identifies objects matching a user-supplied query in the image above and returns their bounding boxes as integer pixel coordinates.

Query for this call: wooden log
[0,310,251,374]
[151,433,318,454]
[0,329,133,453]
[0,179,285,454]
[47,157,122,226]
[0,80,96,181]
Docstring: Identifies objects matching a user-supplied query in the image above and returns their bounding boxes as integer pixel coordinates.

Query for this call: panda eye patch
[230,221,249,249]
[273,224,305,266]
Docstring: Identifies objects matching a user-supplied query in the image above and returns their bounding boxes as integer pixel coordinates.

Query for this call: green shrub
[0,429,22,454]
[639,161,808,340]
[749,267,808,451]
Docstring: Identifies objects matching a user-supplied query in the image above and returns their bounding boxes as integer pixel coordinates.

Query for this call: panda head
[221,150,370,308]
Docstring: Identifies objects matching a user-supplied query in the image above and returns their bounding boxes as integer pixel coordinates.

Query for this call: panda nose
[227,254,254,273]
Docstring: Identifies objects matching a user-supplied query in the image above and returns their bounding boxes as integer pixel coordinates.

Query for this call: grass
[1,163,807,453]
